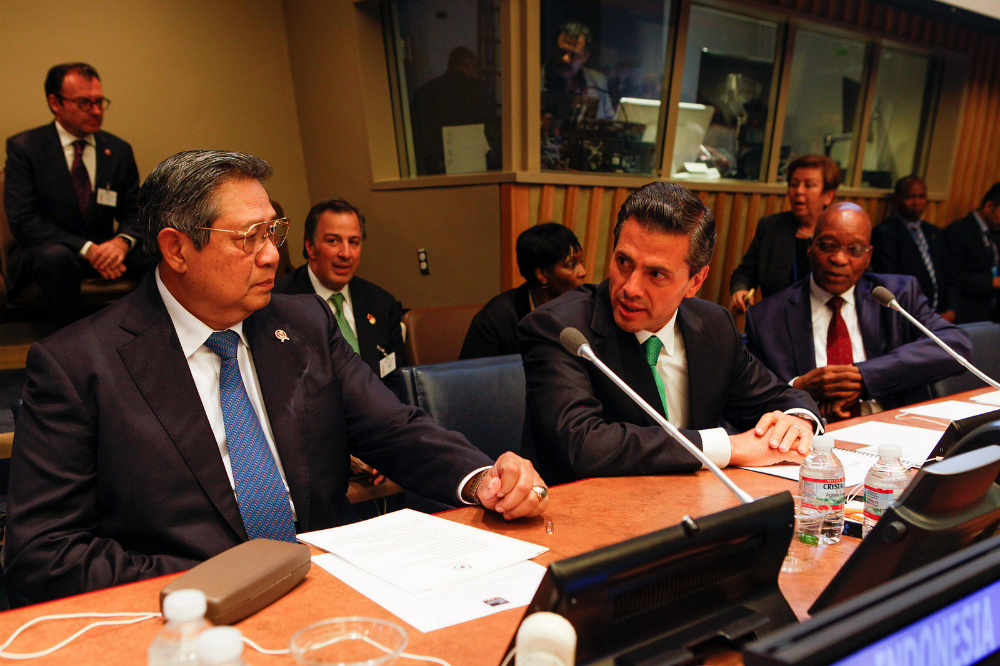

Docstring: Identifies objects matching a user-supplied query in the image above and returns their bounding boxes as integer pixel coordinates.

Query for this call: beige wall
[282,1,502,309]
[1,0,311,267]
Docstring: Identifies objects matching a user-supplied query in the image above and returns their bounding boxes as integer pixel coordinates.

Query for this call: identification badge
[379,352,397,378]
[96,188,118,207]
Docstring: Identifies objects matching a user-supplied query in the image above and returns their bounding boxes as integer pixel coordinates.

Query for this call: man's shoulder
[861,272,920,297]
[747,279,806,317]
[946,213,977,233]
[520,283,600,337]
[6,123,56,150]
[350,275,399,306]
[94,130,134,151]
[272,265,312,295]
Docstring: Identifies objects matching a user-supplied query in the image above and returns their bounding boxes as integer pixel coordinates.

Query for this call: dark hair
[894,175,925,197]
[45,62,100,98]
[139,150,272,260]
[516,223,582,285]
[302,198,366,259]
[557,21,593,52]
[614,182,716,274]
[787,154,842,192]
[981,183,1000,208]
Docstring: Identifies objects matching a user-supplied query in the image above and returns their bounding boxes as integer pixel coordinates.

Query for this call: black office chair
[930,322,1000,398]
[394,354,527,512]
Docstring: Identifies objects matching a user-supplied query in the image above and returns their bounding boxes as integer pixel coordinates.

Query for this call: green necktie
[329,293,360,353]
[643,336,669,418]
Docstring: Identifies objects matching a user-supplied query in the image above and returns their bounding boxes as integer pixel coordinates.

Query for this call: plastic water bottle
[798,435,845,544]
[148,589,210,665]
[197,627,248,666]
[863,443,911,538]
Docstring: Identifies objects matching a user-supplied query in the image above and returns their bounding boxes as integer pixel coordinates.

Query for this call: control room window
[539,0,670,174]
[861,46,935,188]
[780,30,867,183]
[386,0,503,177]
[672,6,780,181]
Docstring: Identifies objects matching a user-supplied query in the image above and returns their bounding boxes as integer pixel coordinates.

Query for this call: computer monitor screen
[503,492,797,666]
[809,445,1000,615]
[744,533,1000,666]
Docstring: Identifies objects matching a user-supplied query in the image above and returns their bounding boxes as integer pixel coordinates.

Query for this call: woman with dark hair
[729,154,842,313]
[460,222,587,359]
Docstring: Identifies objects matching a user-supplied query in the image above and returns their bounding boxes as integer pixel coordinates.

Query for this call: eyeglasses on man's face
[57,96,112,112]
[813,239,872,259]
[195,218,290,254]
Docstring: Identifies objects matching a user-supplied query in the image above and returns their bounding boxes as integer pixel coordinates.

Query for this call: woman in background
[461,223,587,359]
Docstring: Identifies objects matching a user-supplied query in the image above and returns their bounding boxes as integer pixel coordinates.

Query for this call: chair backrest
[395,354,525,460]
[930,322,1000,397]
[401,303,482,366]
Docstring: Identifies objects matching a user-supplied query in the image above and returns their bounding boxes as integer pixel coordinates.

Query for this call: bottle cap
[878,443,902,459]
[197,626,244,665]
[811,435,834,451]
[162,589,207,623]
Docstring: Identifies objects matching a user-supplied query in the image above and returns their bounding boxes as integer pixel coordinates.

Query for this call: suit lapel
[785,283,815,375]
[117,278,247,539]
[679,302,711,426]
[348,278,378,366]
[855,278,882,360]
[244,308,312,528]
[93,132,110,194]
[44,124,82,228]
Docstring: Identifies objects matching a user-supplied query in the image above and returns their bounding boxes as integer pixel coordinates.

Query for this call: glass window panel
[388,0,503,177]
[780,30,867,183]
[672,6,779,181]
[862,48,933,188]
[540,0,670,174]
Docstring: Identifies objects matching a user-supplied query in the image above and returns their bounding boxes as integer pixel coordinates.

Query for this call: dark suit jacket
[3,275,490,605]
[517,281,820,486]
[730,211,809,299]
[3,123,141,286]
[745,273,970,409]
[871,213,950,312]
[943,213,999,323]
[273,265,406,388]
[460,283,532,359]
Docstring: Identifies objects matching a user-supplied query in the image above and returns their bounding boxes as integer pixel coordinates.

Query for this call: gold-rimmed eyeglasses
[814,239,872,259]
[195,218,290,254]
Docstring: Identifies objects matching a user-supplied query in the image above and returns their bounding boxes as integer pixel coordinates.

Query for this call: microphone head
[559,327,590,357]
[872,286,897,307]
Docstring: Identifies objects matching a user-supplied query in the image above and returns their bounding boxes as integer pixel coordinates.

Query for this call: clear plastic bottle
[798,435,846,543]
[863,443,911,538]
[148,589,211,666]
[197,627,248,666]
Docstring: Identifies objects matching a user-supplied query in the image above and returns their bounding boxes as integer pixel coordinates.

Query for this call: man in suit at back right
[871,175,954,321]
[943,183,1000,323]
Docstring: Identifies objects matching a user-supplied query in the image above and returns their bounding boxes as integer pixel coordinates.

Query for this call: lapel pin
[367,313,376,325]
[104,148,111,156]
[275,329,289,342]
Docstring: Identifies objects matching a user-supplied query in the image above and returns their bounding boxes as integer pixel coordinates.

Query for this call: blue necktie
[204,330,297,542]
[907,223,938,310]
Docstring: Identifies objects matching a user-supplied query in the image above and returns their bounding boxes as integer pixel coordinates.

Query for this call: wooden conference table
[0,387,992,665]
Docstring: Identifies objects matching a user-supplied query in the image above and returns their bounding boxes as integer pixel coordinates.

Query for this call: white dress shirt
[306,265,357,336]
[807,276,881,415]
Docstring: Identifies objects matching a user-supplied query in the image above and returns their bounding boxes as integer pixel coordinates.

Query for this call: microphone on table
[558,327,754,505]
[871,286,1000,391]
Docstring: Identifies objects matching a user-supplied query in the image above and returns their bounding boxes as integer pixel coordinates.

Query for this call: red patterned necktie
[825,296,853,366]
[71,140,92,218]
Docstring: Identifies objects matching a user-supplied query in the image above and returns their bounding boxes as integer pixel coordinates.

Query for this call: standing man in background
[4,62,145,327]
[943,183,1000,324]
[871,175,954,321]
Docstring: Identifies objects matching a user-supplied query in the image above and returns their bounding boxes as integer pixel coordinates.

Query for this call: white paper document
[313,554,546,633]
[297,509,548,594]
[970,391,1000,407]
[740,448,873,489]
[899,400,998,421]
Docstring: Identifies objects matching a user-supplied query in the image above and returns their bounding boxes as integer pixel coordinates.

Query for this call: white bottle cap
[197,626,244,665]
[161,589,207,623]
[811,435,835,451]
[879,443,902,458]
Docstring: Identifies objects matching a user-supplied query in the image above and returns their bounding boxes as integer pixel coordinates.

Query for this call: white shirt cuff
[699,427,731,469]
[457,466,492,505]
[116,233,136,250]
[79,240,93,257]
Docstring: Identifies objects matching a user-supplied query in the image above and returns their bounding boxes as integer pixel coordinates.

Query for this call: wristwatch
[463,469,489,505]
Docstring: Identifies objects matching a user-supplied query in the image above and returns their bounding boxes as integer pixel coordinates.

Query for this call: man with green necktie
[518,182,821,486]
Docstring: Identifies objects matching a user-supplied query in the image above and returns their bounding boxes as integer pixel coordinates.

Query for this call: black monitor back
[810,445,1000,615]
[505,492,797,666]
[931,408,1000,459]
